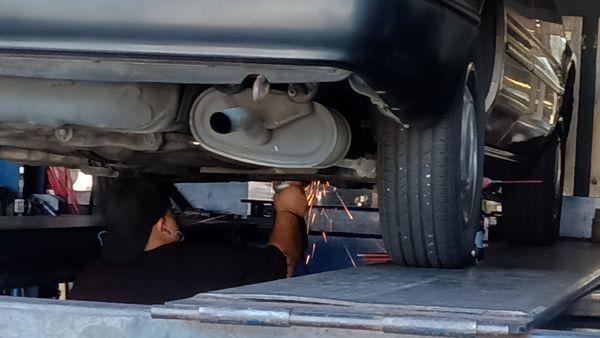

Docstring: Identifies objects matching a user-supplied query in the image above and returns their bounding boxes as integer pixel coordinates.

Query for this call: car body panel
[0,0,481,61]
[0,0,482,126]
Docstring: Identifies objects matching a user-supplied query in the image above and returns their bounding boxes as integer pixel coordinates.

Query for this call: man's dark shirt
[70,242,287,305]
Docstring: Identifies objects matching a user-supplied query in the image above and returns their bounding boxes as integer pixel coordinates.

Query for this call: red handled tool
[482,177,543,189]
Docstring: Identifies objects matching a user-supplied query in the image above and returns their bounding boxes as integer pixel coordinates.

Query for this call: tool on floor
[482,177,543,190]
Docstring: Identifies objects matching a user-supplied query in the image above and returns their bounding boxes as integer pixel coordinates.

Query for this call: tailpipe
[209,107,271,145]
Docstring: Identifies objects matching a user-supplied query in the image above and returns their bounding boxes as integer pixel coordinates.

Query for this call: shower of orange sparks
[307,193,315,207]
[303,180,361,270]
[305,179,354,229]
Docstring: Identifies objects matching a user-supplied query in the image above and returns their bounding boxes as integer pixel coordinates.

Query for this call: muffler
[189,88,350,168]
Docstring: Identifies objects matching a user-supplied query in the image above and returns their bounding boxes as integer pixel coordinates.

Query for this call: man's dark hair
[100,177,170,261]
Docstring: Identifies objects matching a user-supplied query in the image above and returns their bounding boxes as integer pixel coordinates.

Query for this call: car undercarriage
[0,73,379,184]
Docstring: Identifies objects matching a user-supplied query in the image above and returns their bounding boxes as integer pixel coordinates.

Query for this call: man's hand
[273,183,308,217]
[270,183,308,277]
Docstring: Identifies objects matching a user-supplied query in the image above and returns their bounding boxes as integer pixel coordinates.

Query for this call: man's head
[101,178,180,261]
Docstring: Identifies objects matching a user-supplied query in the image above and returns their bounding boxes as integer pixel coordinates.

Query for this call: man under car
[71,178,307,304]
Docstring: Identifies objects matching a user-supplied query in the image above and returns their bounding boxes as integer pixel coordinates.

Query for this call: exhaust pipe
[209,107,271,145]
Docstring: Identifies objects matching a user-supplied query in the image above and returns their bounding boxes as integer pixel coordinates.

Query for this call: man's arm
[183,184,307,289]
[269,184,308,277]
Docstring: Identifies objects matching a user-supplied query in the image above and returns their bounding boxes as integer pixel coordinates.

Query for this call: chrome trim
[506,44,534,70]
[506,36,564,93]
[506,11,562,71]
[532,62,564,94]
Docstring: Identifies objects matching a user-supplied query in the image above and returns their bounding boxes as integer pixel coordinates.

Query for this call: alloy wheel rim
[459,88,479,227]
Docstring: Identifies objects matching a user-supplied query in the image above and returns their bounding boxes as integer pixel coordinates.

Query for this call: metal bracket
[348,75,410,128]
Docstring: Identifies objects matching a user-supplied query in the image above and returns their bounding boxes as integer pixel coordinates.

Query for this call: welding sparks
[343,243,357,268]
[310,210,318,224]
[303,179,359,267]
[335,191,354,220]
[306,179,354,222]
[307,193,315,207]
[305,180,331,234]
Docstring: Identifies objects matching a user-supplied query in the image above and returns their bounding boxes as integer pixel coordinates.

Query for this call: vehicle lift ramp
[152,242,600,336]
[1,242,600,337]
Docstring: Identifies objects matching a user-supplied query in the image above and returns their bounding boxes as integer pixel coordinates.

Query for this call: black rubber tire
[378,74,484,268]
[502,136,565,245]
